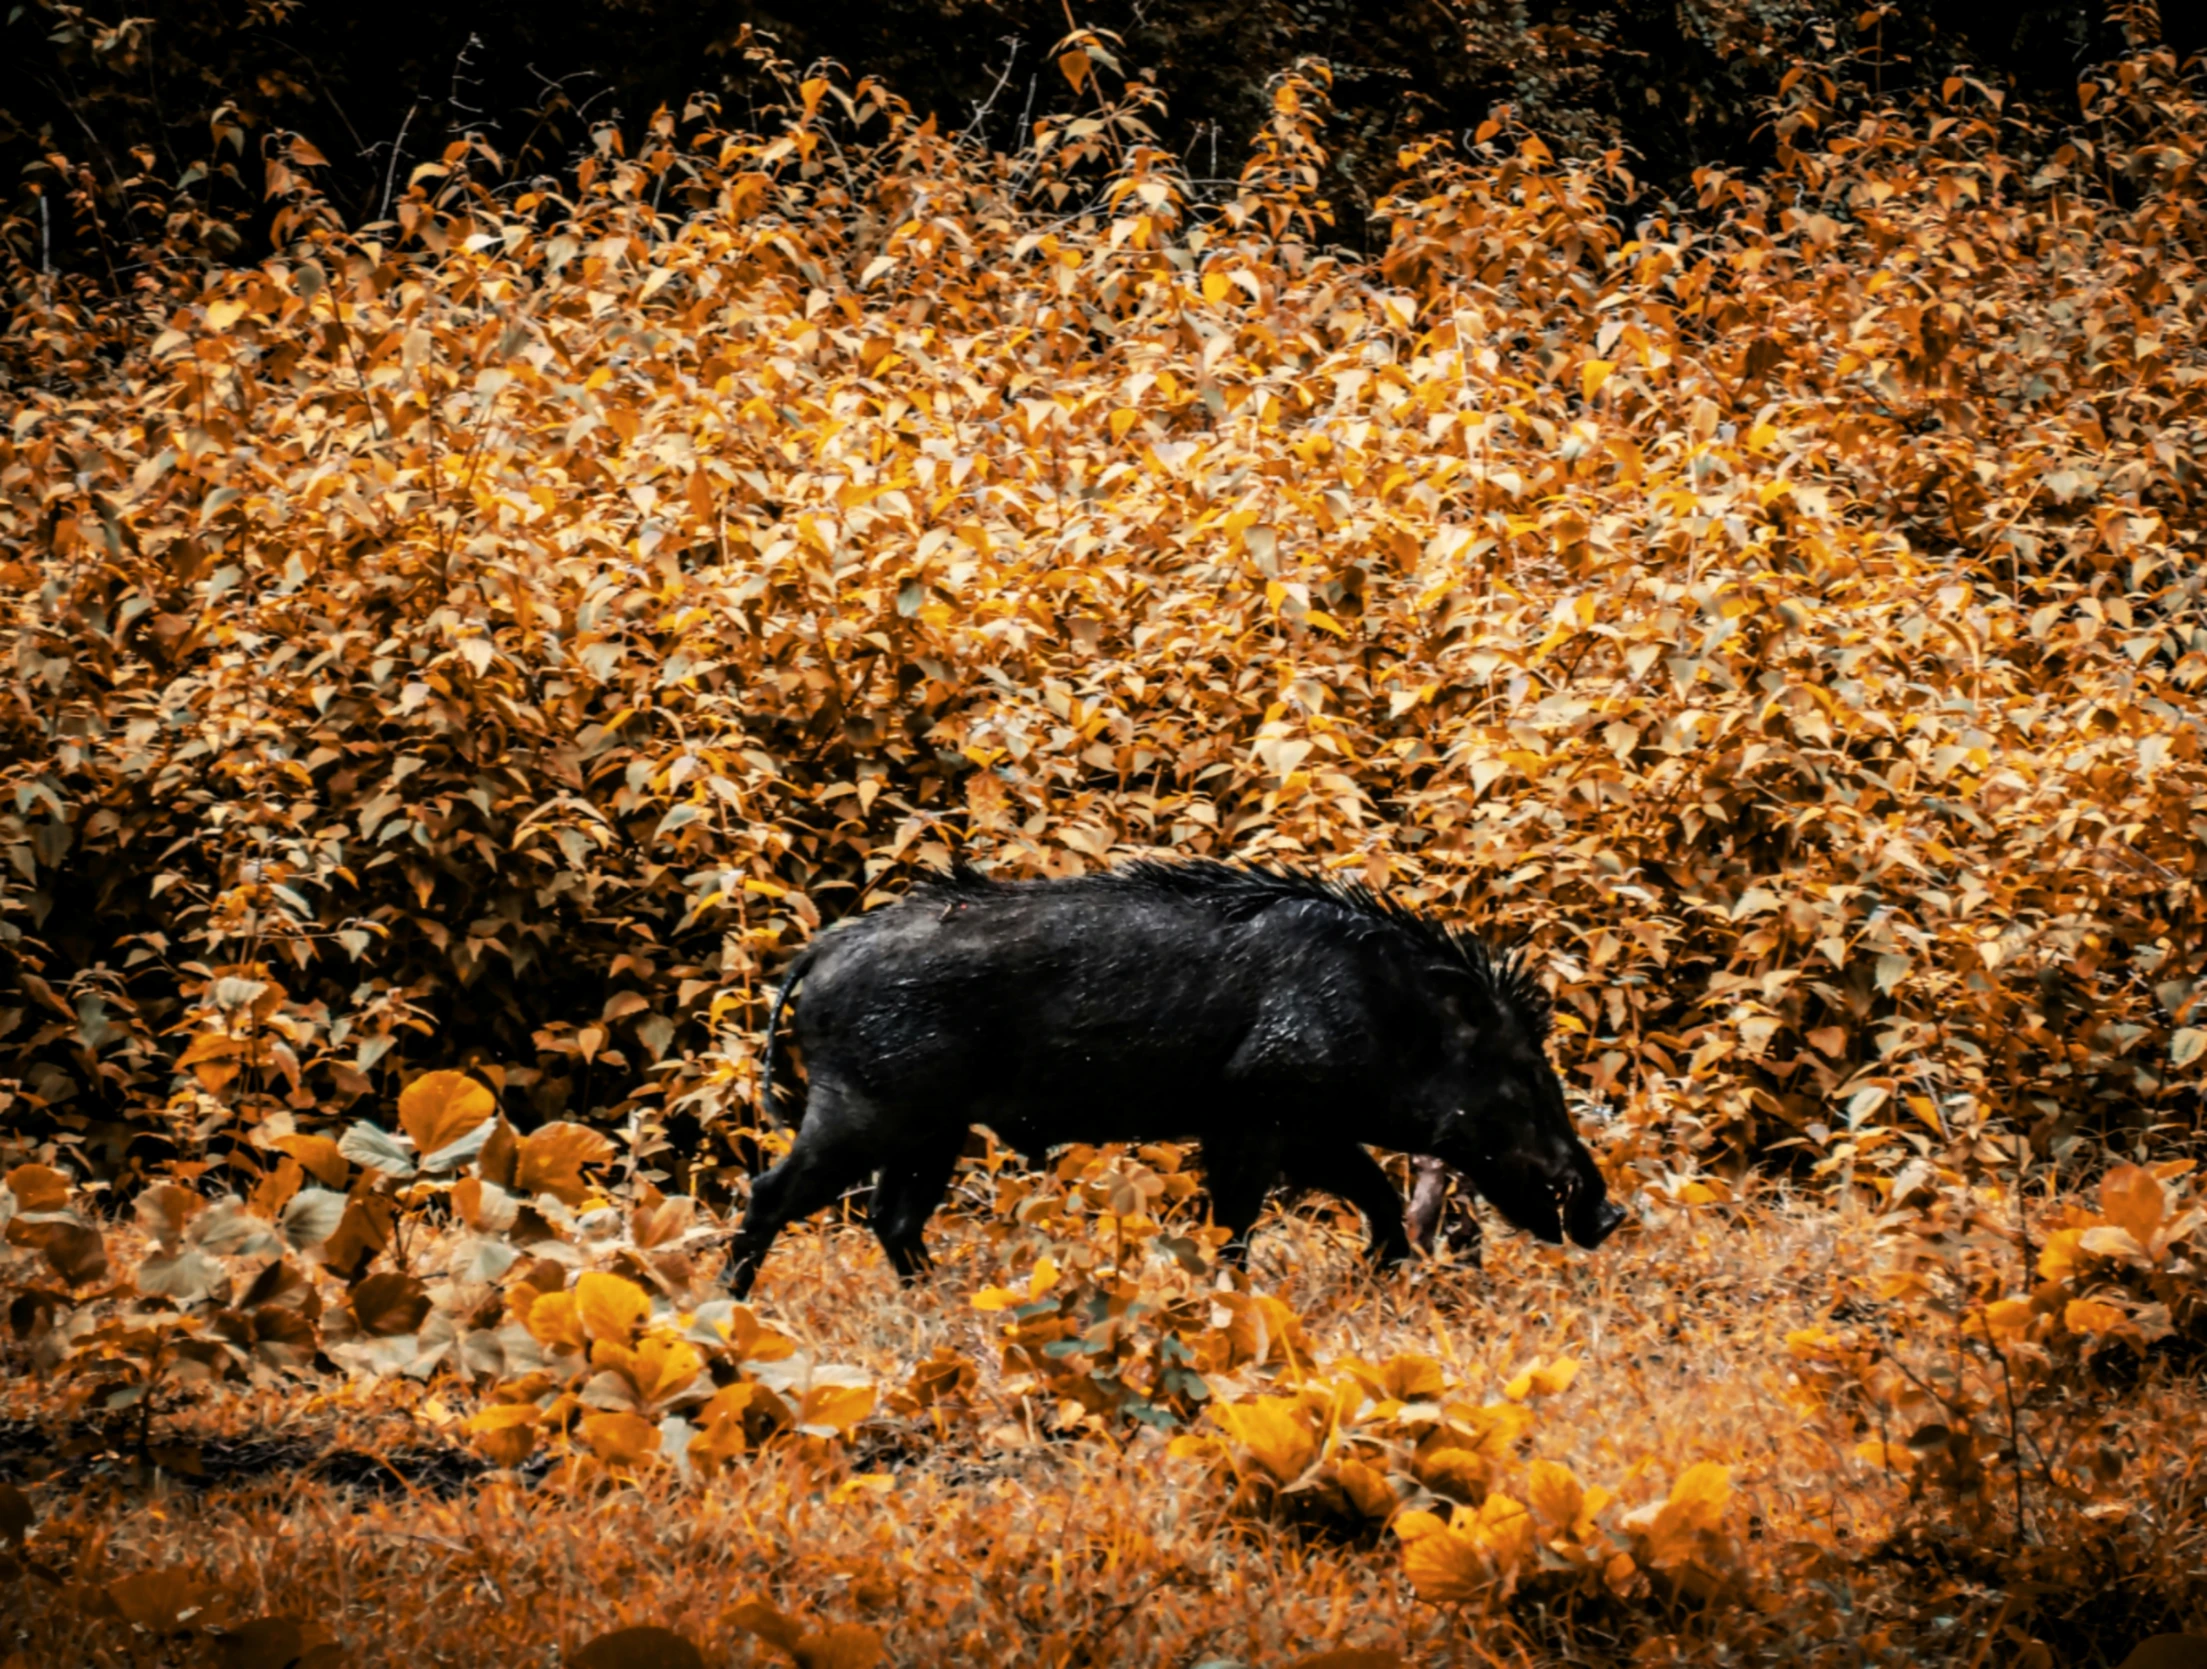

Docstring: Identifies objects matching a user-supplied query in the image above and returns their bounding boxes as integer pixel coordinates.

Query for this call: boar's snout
[1569,1193,1627,1249]
[1554,1148,1626,1249]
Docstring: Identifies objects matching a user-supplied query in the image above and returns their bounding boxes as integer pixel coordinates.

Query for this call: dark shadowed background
[6,0,2201,269]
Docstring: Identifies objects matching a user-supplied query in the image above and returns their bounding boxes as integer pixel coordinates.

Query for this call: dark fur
[731,858,1622,1296]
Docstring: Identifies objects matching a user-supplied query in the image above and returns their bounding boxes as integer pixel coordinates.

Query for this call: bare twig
[379,103,419,224]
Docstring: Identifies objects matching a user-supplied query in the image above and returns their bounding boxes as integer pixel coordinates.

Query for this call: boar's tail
[758,946,817,1128]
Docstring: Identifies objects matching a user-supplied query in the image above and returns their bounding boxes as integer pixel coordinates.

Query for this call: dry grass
[12,1188,2195,1668]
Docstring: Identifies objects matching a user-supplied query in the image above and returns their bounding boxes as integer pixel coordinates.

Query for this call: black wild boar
[729,860,1625,1297]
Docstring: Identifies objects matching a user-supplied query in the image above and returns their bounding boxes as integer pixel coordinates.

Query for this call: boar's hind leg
[727,1124,875,1299]
[869,1132,965,1282]
[1198,1128,1287,1270]
[1281,1143,1414,1268]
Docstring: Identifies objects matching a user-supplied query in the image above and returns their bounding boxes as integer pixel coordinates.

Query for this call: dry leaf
[397,1070,497,1157]
[572,1626,706,1669]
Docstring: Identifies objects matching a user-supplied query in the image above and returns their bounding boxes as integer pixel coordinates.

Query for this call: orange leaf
[273,1134,348,1188]
[729,1599,806,1655]
[795,1624,887,1669]
[2,1163,69,1212]
[106,1567,218,1631]
[2100,1163,2166,1247]
[516,1121,614,1205]
[573,1626,705,1669]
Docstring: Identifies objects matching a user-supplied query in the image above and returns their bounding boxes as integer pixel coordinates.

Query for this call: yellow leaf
[525,1289,588,1352]
[713,1304,797,1363]
[1211,1396,1317,1484]
[1637,1462,1732,1570]
[1503,1356,1579,1400]
[597,1333,705,1404]
[1415,1446,1490,1503]
[1527,1458,1584,1535]
[1371,1352,1446,1403]
[1452,1400,1535,1455]
[466,1401,541,1466]
[397,1069,496,1156]
[1109,407,1140,441]
[2037,1226,2087,1284]
[575,1270,652,1344]
[2064,1296,2130,1336]
[1978,1297,2035,1345]
[1331,1457,1398,1520]
[1581,359,1615,400]
[1854,1439,1915,1470]
[1202,270,1231,307]
[175,1031,241,1069]
[796,1381,876,1437]
[578,1410,662,1467]
[1469,1490,1534,1573]
[1396,1510,1489,1604]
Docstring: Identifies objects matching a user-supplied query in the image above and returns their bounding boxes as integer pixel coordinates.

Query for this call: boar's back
[785,862,1445,1146]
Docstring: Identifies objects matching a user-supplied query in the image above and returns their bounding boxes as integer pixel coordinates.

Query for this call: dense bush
[5,33,2207,1189]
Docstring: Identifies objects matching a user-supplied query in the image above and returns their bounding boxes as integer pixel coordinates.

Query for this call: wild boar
[729,859,1624,1296]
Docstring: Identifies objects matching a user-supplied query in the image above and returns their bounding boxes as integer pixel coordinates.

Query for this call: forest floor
[5,1186,2200,1669]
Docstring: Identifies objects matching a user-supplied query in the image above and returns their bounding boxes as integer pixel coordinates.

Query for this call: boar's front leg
[869,1131,966,1282]
[1407,1155,1483,1265]
[1281,1142,1415,1267]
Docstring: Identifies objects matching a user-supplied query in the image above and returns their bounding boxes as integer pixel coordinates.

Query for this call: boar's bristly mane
[914,857,1552,1041]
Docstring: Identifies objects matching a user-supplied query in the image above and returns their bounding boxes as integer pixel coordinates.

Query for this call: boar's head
[1424,957,1625,1250]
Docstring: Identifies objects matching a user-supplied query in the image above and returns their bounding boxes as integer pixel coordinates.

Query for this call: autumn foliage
[5,18,2207,1667]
